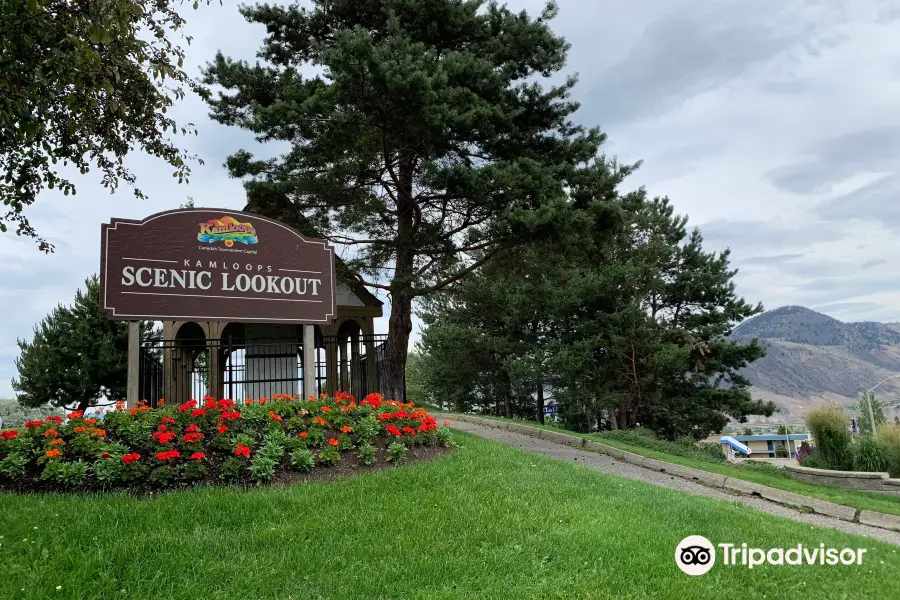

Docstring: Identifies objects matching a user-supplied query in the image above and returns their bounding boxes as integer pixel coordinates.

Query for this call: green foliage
[876,424,900,478]
[151,466,178,486]
[248,438,285,483]
[0,452,28,479]
[121,462,148,483]
[181,461,207,481]
[317,446,340,467]
[599,428,725,463]
[93,457,124,486]
[434,425,456,448]
[41,460,89,487]
[858,391,886,436]
[386,442,407,464]
[0,398,64,427]
[12,276,156,411]
[806,405,852,470]
[290,448,314,472]
[219,458,246,481]
[419,198,773,439]
[353,416,380,444]
[1,0,210,251]
[358,442,376,466]
[304,427,325,448]
[852,436,891,473]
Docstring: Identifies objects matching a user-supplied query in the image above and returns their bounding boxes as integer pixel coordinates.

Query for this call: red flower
[220,410,241,421]
[49,438,64,446]
[73,426,87,434]
[44,429,59,438]
[45,448,62,458]
[101,452,111,459]
[192,409,206,417]
[67,410,84,419]
[84,418,98,426]
[24,420,44,429]
[217,424,228,435]
[183,432,205,444]
[158,425,168,431]
[184,424,199,432]
[443,420,450,426]
[1,430,19,440]
[204,397,218,410]
[313,417,326,427]
[45,415,64,424]
[234,443,251,457]
[152,430,176,444]
[156,449,181,461]
[320,406,331,413]
[217,399,235,410]
[299,431,308,438]
[160,416,176,426]
[362,393,382,408]
[385,425,401,437]
[190,452,206,461]
[328,438,339,446]
[402,426,416,435]
[268,411,283,422]
[122,453,140,465]
[258,397,269,405]
[178,400,197,412]
[340,425,353,433]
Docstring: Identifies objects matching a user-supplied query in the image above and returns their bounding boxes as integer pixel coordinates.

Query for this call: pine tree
[13,276,155,412]
[201,0,621,399]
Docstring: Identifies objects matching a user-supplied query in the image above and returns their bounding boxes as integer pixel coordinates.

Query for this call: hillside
[733,306,900,418]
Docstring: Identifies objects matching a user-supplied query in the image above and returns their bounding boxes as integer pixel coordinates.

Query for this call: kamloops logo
[198,216,258,247]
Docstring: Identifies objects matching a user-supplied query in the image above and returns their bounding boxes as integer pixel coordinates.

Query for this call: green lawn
[466,413,900,517]
[1,433,897,599]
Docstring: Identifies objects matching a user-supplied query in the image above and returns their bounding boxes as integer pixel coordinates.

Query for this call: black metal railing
[138,334,393,406]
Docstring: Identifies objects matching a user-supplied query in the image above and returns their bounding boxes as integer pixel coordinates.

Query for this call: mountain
[732,306,900,420]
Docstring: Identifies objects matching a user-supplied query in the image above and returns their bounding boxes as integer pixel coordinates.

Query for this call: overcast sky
[2,0,899,397]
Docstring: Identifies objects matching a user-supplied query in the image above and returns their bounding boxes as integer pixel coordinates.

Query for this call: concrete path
[447,417,900,546]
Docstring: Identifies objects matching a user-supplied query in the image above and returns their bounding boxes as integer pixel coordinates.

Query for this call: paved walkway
[447,417,900,545]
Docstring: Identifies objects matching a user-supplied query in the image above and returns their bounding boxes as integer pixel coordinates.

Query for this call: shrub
[354,415,380,443]
[317,446,340,467]
[93,456,124,486]
[435,425,456,448]
[386,442,407,463]
[876,424,900,477]
[359,442,376,466]
[0,398,64,428]
[290,448,315,472]
[805,405,851,470]
[800,449,831,470]
[181,461,207,481]
[796,442,813,462]
[852,436,891,473]
[0,452,28,478]
[220,457,246,481]
[151,466,178,486]
[41,460,89,487]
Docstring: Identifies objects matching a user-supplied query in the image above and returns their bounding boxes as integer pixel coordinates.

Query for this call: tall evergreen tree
[201,0,622,399]
[13,276,155,412]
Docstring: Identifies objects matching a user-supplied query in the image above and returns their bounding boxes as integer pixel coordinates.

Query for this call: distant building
[728,433,810,458]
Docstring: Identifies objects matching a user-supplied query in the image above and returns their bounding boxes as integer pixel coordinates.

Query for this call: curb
[442,413,900,533]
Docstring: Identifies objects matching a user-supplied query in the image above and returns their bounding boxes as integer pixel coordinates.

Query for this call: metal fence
[139,334,396,406]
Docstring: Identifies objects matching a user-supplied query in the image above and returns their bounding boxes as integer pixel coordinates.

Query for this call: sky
[2,0,900,397]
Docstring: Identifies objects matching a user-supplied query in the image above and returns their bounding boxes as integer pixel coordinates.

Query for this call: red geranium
[44,429,59,438]
[385,425,401,436]
[1,430,19,440]
[299,431,309,438]
[220,410,241,421]
[160,416,176,426]
[190,452,206,461]
[183,432,205,444]
[234,443,251,457]
[313,417,326,427]
[217,399,235,410]
[340,425,353,433]
[45,415,64,424]
[24,420,44,429]
[156,449,181,461]
[178,400,197,412]
[217,424,228,435]
[67,410,84,419]
[45,448,62,458]
[122,453,140,464]
[185,424,199,432]
[192,409,206,417]
[152,430,176,444]
[268,411,283,422]
[328,438,339,446]
[402,426,416,435]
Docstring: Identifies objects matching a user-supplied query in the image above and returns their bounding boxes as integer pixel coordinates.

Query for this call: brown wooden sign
[100,208,336,323]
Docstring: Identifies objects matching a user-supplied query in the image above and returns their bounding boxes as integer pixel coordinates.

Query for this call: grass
[1,433,899,599]
[465,413,900,517]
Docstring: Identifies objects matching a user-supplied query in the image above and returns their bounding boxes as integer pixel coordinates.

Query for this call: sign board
[100,209,336,323]
[543,405,558,414]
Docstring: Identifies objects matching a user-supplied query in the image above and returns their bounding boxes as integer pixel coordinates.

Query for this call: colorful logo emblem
[198,216,258,246]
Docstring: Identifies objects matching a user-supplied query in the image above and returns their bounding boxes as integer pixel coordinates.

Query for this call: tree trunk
[381,291,412,402]
[536,378,545,424]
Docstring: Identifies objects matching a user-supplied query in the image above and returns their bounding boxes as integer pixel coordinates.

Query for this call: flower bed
[0,393,455,493]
